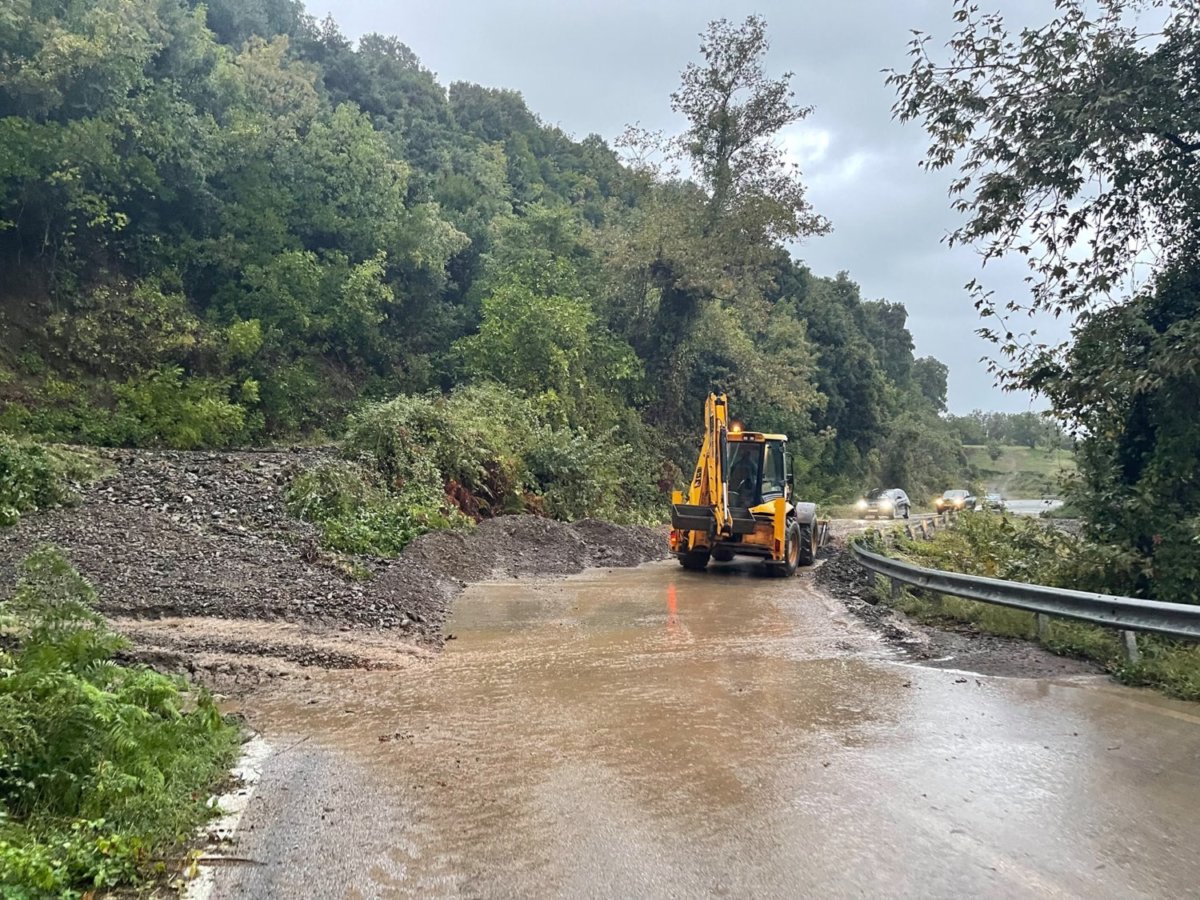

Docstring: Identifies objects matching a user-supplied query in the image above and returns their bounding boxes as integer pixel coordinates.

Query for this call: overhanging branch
[1162,132,1200,154]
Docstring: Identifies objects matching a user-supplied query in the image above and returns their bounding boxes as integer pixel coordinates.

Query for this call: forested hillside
[0,0,964,502]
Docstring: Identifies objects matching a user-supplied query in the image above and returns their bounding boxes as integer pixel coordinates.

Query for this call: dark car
[856,488,911,520]
[935,489,971,513]
[979,492,1006,511]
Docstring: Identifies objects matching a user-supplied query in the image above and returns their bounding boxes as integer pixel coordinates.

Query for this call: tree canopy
[891,0,1200,601]
[0,3,966,502]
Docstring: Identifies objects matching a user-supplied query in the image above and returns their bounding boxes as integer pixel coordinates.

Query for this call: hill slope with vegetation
[963,445,1076,498]
[0,1,968,512]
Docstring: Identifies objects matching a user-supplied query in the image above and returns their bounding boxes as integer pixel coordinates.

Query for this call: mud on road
[0,450,1086,690]
[0,448,667,689]
[816,533,1099,679]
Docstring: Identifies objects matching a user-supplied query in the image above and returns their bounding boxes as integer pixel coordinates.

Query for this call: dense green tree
[611,16,831,433]
[0,3,966,503]
[912,357,948,413]
[891,0,1199,599]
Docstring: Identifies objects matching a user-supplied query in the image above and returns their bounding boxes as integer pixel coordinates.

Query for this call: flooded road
[218,560,1200,898]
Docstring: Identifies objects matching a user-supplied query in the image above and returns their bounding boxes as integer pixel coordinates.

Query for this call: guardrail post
[1036,613,1049,639]
[890,578,901,601]
[1121,630,1141,664]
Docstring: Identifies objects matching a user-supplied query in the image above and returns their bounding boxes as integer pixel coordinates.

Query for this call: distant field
[963,444,1076,498]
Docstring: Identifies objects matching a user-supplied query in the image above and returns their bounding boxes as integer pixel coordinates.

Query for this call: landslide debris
[0,448,668,680]
[815,539,913,644]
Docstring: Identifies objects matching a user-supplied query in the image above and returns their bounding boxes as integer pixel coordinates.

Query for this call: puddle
[220,561,1200,898]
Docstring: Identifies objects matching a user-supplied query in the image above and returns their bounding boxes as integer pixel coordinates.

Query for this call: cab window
[762,442,785,500]
[726,441,763,508]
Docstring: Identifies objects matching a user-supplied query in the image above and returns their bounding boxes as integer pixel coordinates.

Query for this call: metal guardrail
[850,538,1200,662]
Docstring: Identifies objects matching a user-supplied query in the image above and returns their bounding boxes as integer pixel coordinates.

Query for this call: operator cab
[725,431,791,509]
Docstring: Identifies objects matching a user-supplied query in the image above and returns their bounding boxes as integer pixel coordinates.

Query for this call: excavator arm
[671,393,731,537]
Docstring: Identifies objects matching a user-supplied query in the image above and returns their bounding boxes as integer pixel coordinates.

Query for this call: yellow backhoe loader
[669,393,817,575]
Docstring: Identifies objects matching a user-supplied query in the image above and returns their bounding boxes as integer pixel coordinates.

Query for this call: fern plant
[0,548,240,898]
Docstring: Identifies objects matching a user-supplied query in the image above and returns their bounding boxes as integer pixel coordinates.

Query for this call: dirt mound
[0,449,670,669]
[370,516,668,641]
[395,515,666,582]
[815,542,912,643]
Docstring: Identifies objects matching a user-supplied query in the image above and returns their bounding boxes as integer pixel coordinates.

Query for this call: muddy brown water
[218,560,1200,898]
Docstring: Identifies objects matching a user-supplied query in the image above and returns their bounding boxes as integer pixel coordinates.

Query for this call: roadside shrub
[288,383,667,557]
[339,384,665,528]
[0,548,240,898]
[0,436,99,527]
[0,396,124,446]
[112,367,247,449]
[285,459,468,556]
[343,384,538,515]
[895,510,1074,585]
[46,279,209,378]
[879,515,1200,701]
[522,423,661,524]
[0,436,66,527]
[523,426,613,520]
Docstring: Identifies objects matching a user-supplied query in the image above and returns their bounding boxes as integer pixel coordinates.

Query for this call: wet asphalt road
[219,559,1200,898]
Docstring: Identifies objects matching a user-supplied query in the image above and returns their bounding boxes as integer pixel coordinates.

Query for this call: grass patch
[0,548,241,898]
[862,515,1200,702]
[963,444,1076,497]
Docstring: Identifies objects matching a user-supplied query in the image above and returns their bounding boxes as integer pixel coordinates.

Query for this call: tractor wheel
[679,550,711,571]
[768,521,802,577]
[798,522,815,567]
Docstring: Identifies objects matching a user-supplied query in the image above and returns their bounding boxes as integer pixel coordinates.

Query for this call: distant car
[856,488,911,520]
[979,492,1006,511]
[935,489,971,512]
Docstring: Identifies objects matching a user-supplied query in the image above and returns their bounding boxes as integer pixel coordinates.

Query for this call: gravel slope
[0,448,668,685]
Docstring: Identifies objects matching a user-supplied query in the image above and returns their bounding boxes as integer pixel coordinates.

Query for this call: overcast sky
[319,0,1067,414]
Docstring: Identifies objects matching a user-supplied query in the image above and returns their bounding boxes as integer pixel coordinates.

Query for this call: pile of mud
[815,541,912,643]
[0,449,668,676]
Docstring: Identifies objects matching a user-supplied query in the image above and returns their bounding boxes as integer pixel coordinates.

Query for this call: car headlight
[879,501,892,510]
[856,499,867,509]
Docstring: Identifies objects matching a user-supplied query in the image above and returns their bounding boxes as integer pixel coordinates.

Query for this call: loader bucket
[728,507,758,535]
[671,503,716,533]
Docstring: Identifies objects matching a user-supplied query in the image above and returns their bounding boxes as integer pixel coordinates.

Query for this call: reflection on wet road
[220,560,1200,898]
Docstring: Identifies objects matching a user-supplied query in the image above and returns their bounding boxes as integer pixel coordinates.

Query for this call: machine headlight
[879,501,892,510]
[855,499,867,509]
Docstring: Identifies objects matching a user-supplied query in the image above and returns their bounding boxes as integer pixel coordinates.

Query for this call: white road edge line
[183,734,272,900]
